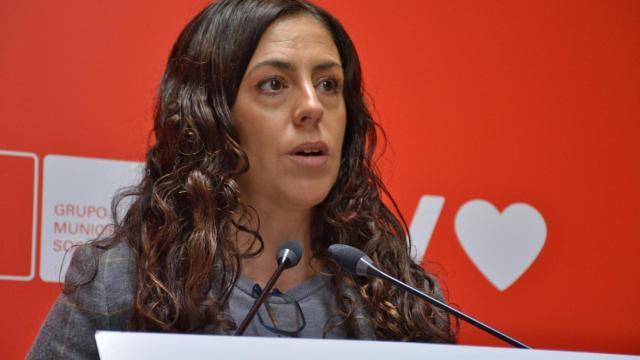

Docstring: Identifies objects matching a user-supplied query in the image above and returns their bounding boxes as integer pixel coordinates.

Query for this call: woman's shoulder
[64,238,136,314]
[27,240,136,359]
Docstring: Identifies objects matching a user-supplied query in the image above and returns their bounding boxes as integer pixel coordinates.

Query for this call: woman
[29,0,455,358]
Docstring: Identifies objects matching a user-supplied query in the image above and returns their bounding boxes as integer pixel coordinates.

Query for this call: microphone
[276,241,302,268]
[235,240,302,336]
[327,244,531,349]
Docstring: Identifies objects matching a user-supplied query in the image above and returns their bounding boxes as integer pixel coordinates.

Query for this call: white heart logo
[454,200,546,291]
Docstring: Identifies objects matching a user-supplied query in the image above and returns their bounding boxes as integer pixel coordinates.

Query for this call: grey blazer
[27,242,377,359]
[27,242,136,359]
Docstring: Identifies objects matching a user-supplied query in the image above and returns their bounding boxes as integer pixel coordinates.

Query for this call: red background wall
[1,0,638,358]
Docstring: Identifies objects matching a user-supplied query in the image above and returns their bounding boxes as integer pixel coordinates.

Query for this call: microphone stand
[366,265,531,349]
[234,260,288,336]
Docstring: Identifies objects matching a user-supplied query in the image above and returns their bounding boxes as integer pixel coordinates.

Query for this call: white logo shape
[409,195,445,262]
[455,200,546,291]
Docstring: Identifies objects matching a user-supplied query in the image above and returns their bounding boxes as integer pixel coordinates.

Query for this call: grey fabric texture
[27,242,375,360]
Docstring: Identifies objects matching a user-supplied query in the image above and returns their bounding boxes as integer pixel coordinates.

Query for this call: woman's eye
[258,78,285,93]
[317,78,339,93]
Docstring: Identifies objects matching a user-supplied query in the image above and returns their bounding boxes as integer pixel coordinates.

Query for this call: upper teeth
[303,149,318,154]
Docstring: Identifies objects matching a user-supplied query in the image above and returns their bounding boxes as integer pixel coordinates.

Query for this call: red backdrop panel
[1,0,638,358]
[0,153,36,277]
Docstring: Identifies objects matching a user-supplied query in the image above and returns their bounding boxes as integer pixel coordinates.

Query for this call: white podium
[95,331,639,360]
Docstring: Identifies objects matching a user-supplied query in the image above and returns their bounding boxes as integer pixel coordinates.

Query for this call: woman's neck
[234,201,323,291]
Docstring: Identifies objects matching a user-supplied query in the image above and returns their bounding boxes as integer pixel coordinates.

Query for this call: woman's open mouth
[288,141,329,167]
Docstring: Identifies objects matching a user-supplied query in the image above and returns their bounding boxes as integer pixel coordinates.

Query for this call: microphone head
[327,244,372,277]
[276,240,302,269]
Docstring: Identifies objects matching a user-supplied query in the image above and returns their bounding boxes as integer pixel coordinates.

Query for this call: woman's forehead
[247,15,341,68]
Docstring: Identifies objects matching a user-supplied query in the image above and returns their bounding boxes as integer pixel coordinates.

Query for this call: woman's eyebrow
[313,61,341,72]
[247,59,342,76]
[251,59,294,73]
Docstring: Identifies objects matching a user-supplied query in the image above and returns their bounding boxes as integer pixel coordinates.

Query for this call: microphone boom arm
[364,261,531,349]
[234,261,288,336]
[235,240,301,336]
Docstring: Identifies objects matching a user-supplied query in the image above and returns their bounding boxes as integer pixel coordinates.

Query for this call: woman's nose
[293,82,323,126]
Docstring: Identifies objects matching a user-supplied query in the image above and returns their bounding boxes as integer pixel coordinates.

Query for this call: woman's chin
[281,185,332,210]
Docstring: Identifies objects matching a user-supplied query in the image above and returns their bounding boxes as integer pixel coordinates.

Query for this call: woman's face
[232,15,346,211]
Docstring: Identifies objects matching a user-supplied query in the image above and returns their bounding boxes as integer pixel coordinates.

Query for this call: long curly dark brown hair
[106,0,456,342]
